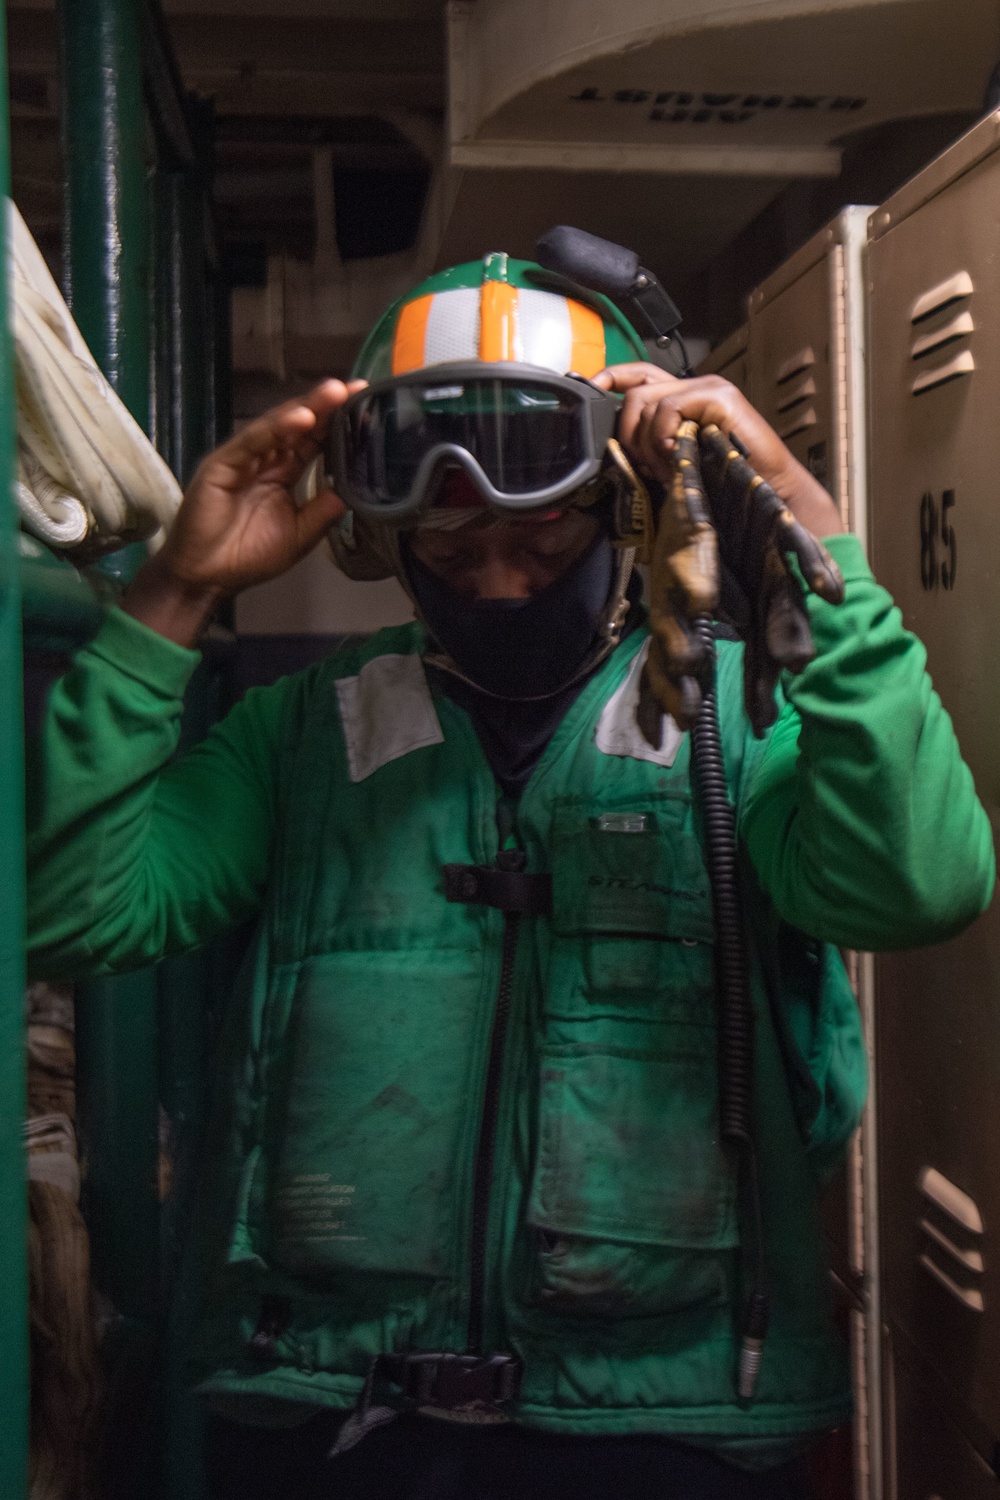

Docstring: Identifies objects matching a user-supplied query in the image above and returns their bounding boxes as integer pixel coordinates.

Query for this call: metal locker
[889,1350,998,1500]
[867,109,1000,1492]
[697,322,750,396]
[743,208,880,1500]
[747,206,871,539]
[703,218,881,1500]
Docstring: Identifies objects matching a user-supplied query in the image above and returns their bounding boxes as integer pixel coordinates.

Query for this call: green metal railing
[0,2,29,1491]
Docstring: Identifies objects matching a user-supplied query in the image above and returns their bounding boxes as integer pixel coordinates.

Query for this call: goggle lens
[343,378,589,507]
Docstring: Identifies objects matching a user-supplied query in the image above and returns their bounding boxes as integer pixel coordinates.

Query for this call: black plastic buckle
[248,1294,291,1359]
[381,1352,521,1409]
[442,863,552,915]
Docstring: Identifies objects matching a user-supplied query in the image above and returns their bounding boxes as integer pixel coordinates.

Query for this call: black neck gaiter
[402,535,630,798]
[403,534,615,701]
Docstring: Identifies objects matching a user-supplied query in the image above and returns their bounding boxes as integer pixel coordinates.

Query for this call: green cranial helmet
[353,251,647,384]
[329,251,650,581]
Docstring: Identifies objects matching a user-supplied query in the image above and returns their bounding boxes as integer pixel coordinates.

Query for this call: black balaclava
[401,530,638,798]
[403,532,615,701]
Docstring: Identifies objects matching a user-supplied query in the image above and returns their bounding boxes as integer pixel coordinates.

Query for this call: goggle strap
[604,439,655,564]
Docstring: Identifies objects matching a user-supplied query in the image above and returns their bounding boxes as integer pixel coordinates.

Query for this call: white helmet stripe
[517,287,573,374]
[423,287,480,366]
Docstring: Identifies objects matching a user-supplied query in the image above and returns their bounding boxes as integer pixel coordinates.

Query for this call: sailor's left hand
[594,363,845,739]
[592,363,844,539]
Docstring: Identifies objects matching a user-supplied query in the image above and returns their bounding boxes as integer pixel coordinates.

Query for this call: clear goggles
[326,363,619,521]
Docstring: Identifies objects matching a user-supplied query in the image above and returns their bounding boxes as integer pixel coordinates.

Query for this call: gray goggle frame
[326,362,620,522]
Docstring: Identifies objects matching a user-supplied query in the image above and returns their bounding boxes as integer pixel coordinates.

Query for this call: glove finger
[636,672,665,749]
[742,629,783,739]
[649,421,718,618]
[772,509,845,604]
[672,420,714,529]
[640,648,703,740]
[648,601,712,680]
[667,522,718,618]
[716,559,752,638]
[695,424,732,492]
[763,572,816,674]
[698,426,845,605]
[720,453,843,606]
[696,427,773,588]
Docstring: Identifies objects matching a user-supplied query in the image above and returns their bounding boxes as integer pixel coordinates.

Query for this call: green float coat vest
[188,620,865,1441]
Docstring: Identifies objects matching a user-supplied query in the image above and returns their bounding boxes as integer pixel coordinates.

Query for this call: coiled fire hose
[7,199,181,555]
[640,420,845,1399]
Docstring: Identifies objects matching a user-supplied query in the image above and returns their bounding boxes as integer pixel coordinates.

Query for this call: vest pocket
[550,799,713,945]
[260,950,486,1283]
[525,1043,738,1318]
[545,798,716,1024]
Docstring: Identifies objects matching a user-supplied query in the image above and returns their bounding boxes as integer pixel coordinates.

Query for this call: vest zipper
[467,854,523,1355]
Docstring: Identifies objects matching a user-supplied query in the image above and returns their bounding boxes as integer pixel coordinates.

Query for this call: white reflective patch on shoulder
[335,653,444,784]
[595,639,685,768]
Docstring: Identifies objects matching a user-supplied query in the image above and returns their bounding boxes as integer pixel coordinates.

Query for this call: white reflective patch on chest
[595,638,685,768]
[335,653,444,784]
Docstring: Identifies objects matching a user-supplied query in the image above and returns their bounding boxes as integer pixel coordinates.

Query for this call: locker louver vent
[917,1166,985,1312]
[909,273,975,395]
[774,346,817,440]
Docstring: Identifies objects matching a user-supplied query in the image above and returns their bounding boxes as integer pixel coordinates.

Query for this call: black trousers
[203,1411,812,1500]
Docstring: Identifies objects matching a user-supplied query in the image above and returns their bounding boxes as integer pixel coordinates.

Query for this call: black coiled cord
[690,617,754,1145]
[689,613,769,1400]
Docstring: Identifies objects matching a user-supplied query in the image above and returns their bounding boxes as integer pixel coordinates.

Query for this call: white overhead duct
[447,0,998,176]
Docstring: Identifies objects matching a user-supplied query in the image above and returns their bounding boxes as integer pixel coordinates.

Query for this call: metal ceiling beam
[449,139,842,176]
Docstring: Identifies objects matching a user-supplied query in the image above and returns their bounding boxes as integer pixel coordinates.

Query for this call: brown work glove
[639,421,845,742]
[636,420,718,744]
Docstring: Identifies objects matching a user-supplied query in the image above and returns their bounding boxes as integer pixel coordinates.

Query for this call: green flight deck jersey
[25,533,994,1452]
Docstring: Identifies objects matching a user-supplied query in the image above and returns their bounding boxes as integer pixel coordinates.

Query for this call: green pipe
[58,0,149,422]
[0,2,29,1492]
[19,535,107,654]
[56,8,162,1486]
[165,171,209,485]
[58,0,150,585]
[154,96,219,1497]
[141,0,196,173]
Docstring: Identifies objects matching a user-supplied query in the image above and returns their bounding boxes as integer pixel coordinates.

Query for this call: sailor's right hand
[123,379,363,646]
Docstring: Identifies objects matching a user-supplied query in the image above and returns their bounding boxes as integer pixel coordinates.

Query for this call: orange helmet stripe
[478,281,519,362]
[567,298,606,378]
[392,293,433,374]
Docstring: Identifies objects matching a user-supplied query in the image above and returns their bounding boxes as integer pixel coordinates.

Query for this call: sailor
[26,253,993,1499]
